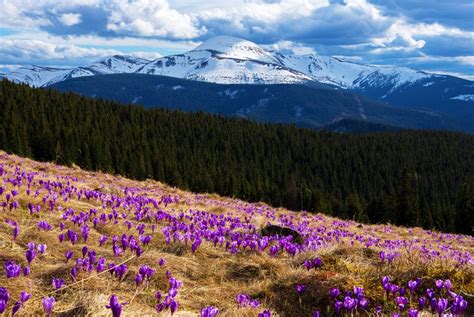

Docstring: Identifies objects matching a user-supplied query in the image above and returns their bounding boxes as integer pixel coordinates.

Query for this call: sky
[0,0,473,79]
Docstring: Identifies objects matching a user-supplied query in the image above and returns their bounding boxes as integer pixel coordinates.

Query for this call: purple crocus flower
[52,277,65,290]
[359,297,369,309]
[201,305,219,317]
[313,258,322,268]
[0,300,6,314]
[37,244,47,255]
[106,295,124,317]
[42,296,55,316]
[65,250,74,262]
[70,267,77,281]
[295,284,306,295]
[437,298,448,315]
[25,249,36,265]
[23,266,30,276]
[407,308,418,317]
[343,296,357,311]
[435,279,443,289]
[0,288,9,313]
[158,258,166,266]
[408,280,418,292]
[304,259,312,270]
[12,301,22,316]
[5,260,21,278]
[169,299,178,315]
[444,279,452,290]
[258,310,271,317]
[329,288,340,298]
[418,296,426,310]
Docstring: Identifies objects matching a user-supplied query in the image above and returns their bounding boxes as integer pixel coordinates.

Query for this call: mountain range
[2,35,473,132]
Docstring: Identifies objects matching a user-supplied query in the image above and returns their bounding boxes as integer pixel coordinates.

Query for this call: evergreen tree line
[1,80,473,233]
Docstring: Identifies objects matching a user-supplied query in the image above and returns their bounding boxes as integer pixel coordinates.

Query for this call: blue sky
[0,0,472,79]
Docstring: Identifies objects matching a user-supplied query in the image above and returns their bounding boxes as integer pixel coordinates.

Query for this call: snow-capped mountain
[1,35,472,117]
[2,55,150,87]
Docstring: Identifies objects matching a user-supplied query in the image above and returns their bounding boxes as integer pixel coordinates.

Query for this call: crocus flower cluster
[201,305,219,317]
[236,293,260,308]
[303,257,322,270]
[329,286,369,314]
[155,276,182,315]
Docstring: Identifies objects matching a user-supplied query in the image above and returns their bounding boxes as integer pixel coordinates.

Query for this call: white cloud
[128,51,162,60]
[58,13,82,26]
[372,19,472,51]
[106,0,204,39]
[263,40,316,55]
[0,38,120,63]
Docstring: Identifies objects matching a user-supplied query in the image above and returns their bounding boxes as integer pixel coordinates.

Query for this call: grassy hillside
[0,151,472,316]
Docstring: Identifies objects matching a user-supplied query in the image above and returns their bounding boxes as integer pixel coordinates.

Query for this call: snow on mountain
[1,55,150,87]
[136,39,310,84]
[1,35,470,94]
[2,66,72,87]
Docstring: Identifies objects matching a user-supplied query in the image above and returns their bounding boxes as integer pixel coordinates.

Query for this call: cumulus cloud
[0,38,120,64]
[105,0,204,39]
[58,13,82,26]
[263,40,316,55]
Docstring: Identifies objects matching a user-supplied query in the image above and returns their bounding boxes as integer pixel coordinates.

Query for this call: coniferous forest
[1,79,473,233]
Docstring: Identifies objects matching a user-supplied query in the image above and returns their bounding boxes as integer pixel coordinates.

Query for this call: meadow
[0,150,472,316]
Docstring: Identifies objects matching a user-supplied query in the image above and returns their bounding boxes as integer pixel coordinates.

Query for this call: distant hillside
[318,118,403,133]
[1,79,473,233]
[51,74,474,133]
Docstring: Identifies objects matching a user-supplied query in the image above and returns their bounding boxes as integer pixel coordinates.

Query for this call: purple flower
[42,296,55,316]
[444,279,452,290]
[304,259,312,270]
[295,284,306,295]
[20,292,31,303]
[381,276,390,286]
[313,258,322,268]
[408,280,418,292]
[0,300,6,314]
[70,267,77,281]
[437,298,448,315]
[329,288,341,298]
[52,277,65,290]
[359,297,369,309]
[201,306,219,317]
[407,308,418,317]
[313,312,320,317]
[23,266,30,276]
[12,301,22,316]
[37,244,47,255]
[169,299,178,315]
[5,260,21,278]
[158,258,166,266]
[435,279,443,289]
[0,288,9,313]
[343,296,357,311]
[418,296,426,310]
[25,249,36,265]
[106,295,125,317]
[65,250,74,262]
[258,310,272,317]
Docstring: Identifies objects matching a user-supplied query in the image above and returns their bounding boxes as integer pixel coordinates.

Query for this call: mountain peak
[192,35,275,63]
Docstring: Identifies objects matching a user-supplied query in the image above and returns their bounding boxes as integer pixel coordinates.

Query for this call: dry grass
[0,150,473,316]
